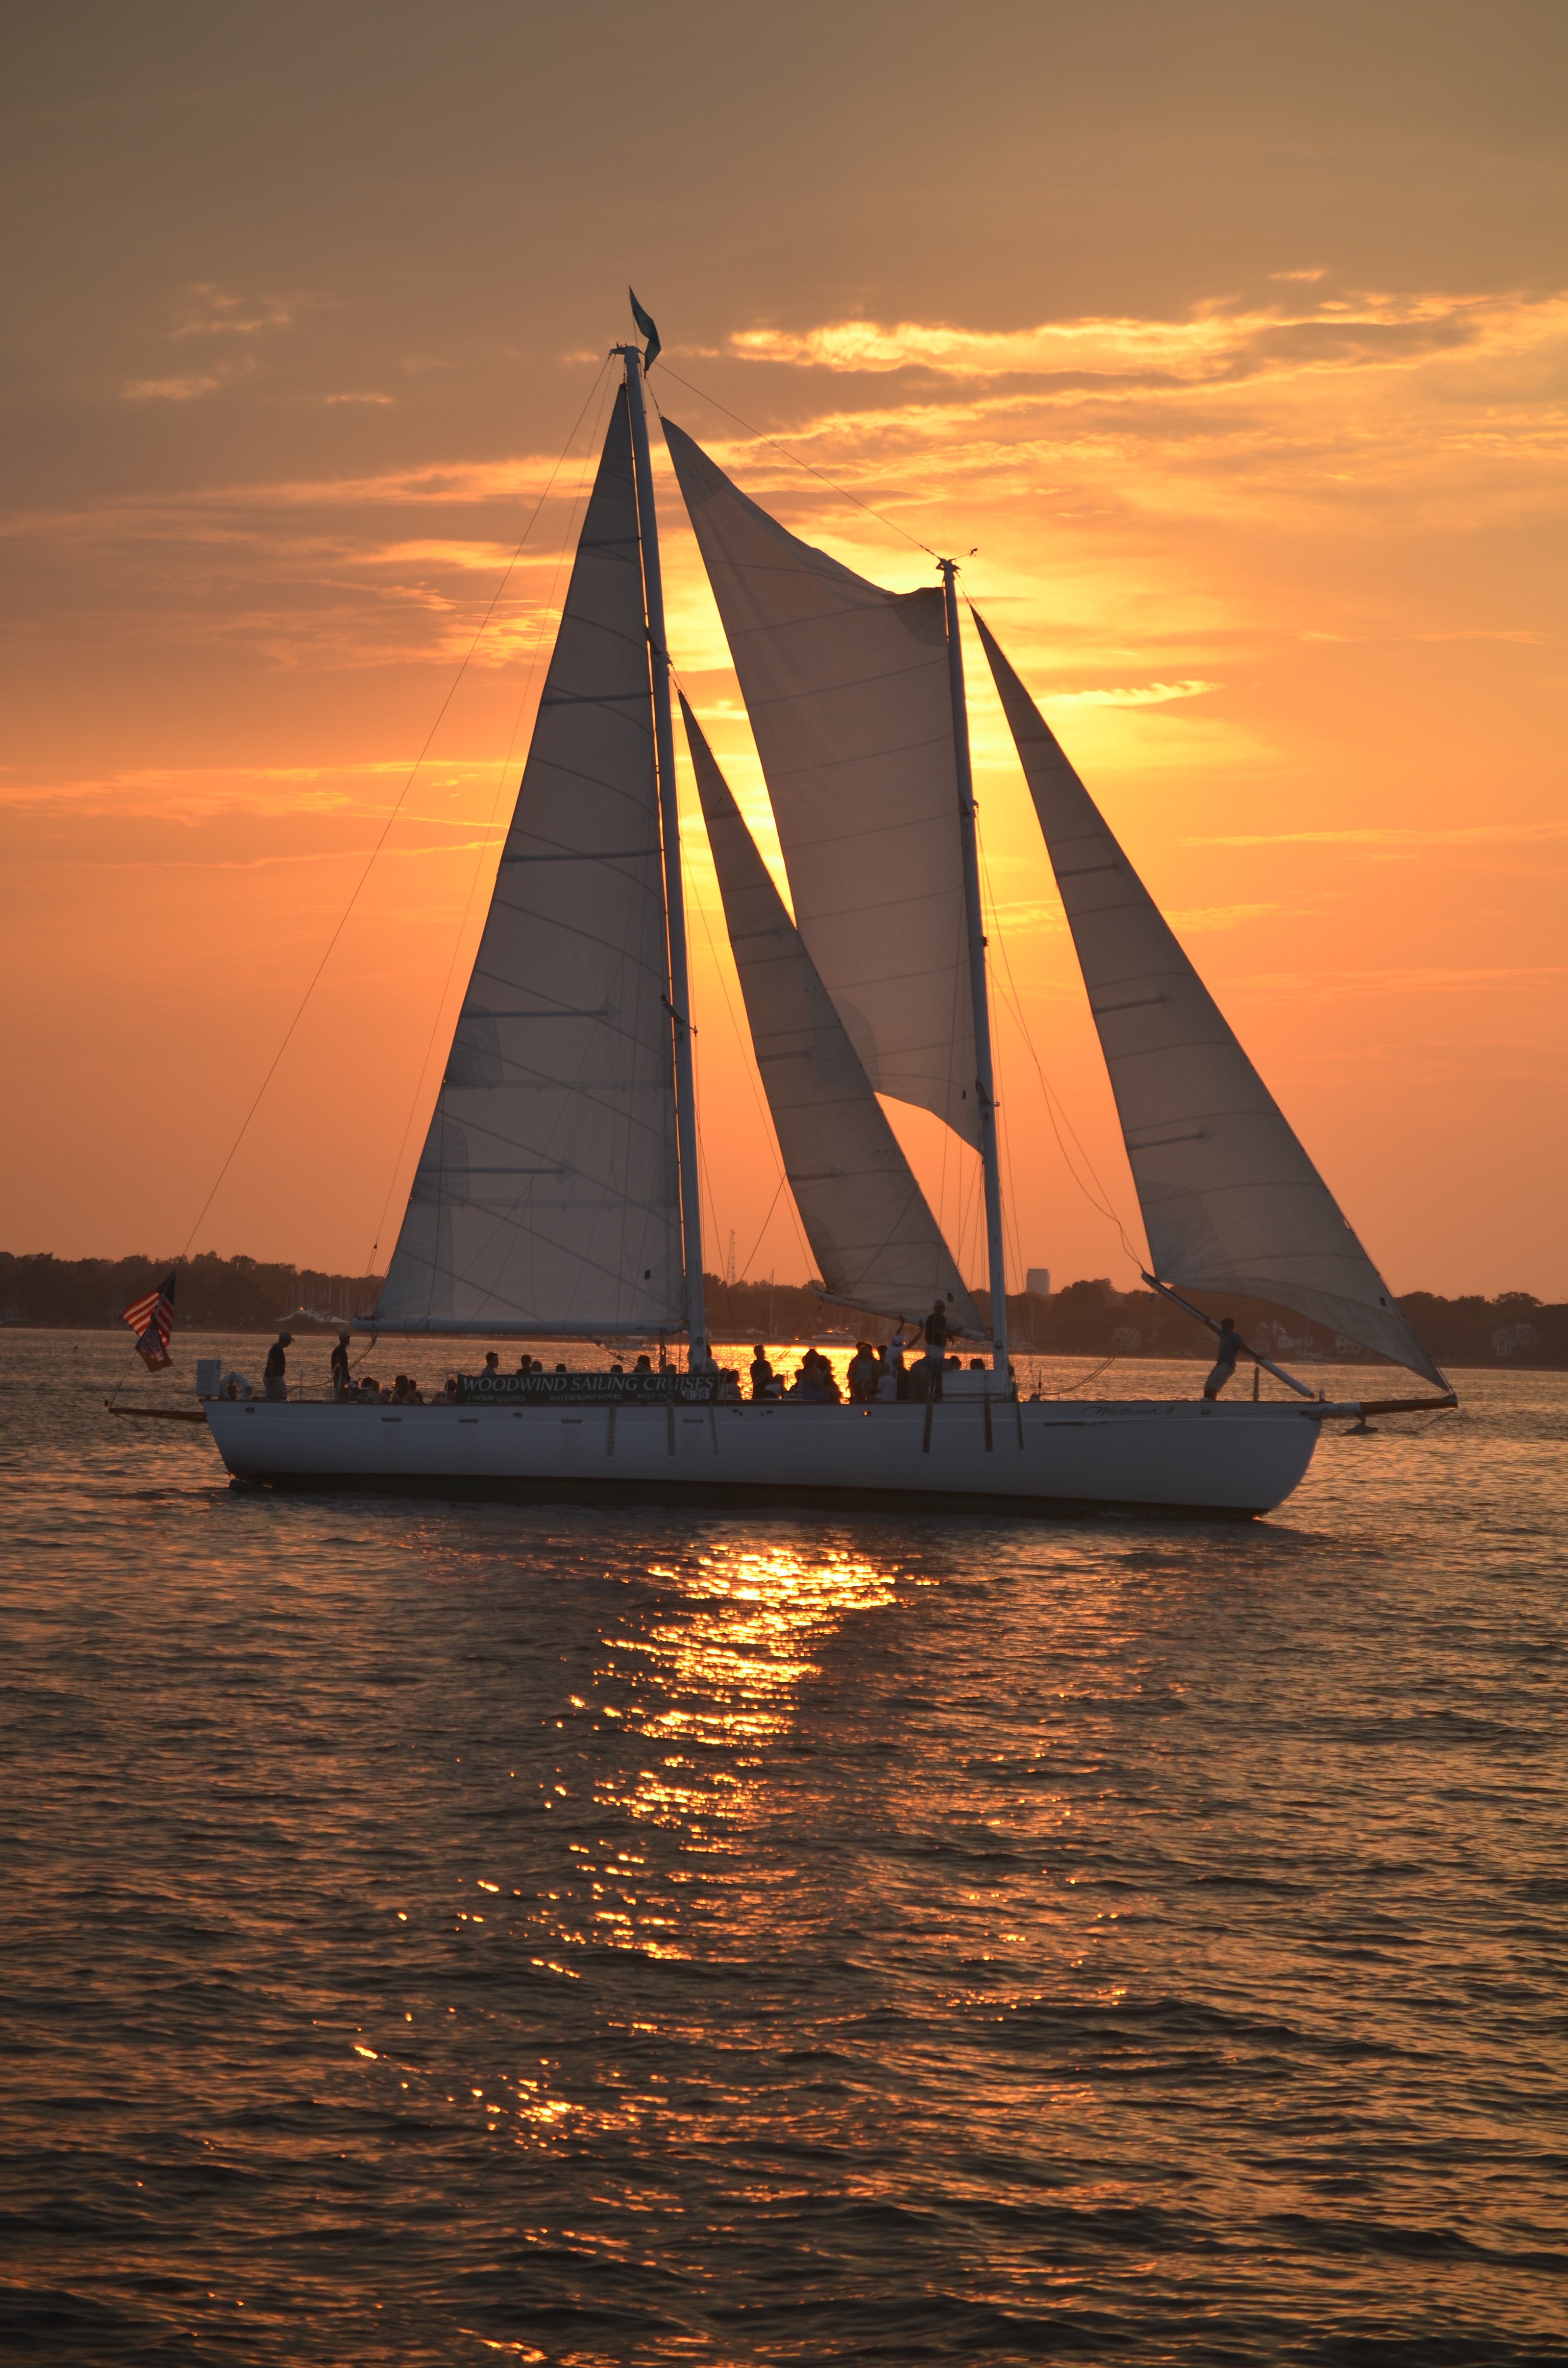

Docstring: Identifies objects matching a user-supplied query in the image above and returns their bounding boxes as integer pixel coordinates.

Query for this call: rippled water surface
[2,1333,1565,2365]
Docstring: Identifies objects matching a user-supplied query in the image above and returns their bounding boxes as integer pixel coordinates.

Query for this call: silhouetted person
[1203,1318,1248,1401]
[264,1331,292,1402]
[331,1331,352,1399]
[749,1344,775,1401]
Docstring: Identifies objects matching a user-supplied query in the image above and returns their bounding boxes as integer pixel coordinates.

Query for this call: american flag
[122,1270,177,1370]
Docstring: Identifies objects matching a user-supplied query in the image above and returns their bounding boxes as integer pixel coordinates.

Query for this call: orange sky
[4,2,1565,1299]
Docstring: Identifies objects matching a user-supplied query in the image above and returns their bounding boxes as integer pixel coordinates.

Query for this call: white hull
[203,1395,1323,1519]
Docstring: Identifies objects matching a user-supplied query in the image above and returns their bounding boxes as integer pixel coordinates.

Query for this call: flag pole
[622,336,708,1368]
[941,559,1010,1380]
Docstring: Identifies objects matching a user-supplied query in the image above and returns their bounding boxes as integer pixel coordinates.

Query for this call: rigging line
[364,362,617,1278]
[735,1173,788,1292]
[961,587,1140,1262]
[977,835,1028,1306]
[649,366,940,558]
[980,859,1143,1269]
[991,967,1027,1320]
[678,836,725,1293]
[991,955,1140,1270]
[180,355,616,1273]
[1050,1353,1122,1395]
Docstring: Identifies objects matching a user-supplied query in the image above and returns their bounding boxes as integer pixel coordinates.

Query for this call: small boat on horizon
[201,307,1453,1518]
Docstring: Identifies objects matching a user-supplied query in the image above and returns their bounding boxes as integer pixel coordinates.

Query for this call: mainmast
[941,560,1010,1376]
[622,342,708,1367]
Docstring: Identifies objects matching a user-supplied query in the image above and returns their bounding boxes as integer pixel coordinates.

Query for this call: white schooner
[203,315,1453,1517]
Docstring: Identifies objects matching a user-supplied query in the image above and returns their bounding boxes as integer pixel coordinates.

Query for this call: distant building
[1026,1267,1052,1299]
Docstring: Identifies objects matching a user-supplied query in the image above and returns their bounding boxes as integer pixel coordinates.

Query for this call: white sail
[975,614,1446,1386]
[375,388,684,1333]
[661,417,979,1146]
[682,698,980,1334]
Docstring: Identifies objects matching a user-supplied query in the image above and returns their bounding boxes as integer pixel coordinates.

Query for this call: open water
[1,1332,1564,2365]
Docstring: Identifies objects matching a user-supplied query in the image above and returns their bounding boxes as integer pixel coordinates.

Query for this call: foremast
[941,560,1010,1378]
[621,342,708,1367]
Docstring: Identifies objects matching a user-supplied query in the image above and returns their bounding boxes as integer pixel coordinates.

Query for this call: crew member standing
[1202,1317,1249,1401]
[330,1331,352,1400]
[264,1331,293,1403]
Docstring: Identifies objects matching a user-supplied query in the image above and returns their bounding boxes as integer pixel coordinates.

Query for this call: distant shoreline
[4,1253,1561,1373]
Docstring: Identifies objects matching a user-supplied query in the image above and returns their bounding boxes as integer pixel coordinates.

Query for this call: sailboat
[202,319,1453,1517]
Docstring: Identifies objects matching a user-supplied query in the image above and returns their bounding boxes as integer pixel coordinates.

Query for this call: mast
[941,559,1010,1376]
[622,343,708,1366]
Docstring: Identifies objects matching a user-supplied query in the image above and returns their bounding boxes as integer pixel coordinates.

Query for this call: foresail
[682,697,980,1333]
[375,388,684,1333]
[975,614,1446,1386]
[661,417,979,1147]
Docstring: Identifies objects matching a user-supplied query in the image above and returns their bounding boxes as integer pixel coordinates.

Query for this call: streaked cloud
[1188,823,1568,850]
[726,287,1568,398]
[123,367,244,402]
[1048,678,1219,711]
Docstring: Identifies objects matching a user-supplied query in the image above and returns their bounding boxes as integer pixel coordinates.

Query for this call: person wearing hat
[264,1331,293,1402]
[330,1331,353,1400]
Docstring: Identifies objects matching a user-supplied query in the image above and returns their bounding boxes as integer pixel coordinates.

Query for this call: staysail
[975,613,1446,1385]
[661,417,979,1146]
[374,388,684,1333]
[682,697,980,1332]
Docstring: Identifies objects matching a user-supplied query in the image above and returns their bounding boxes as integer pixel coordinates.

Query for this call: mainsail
[661,417,979,1146]
[682,697,980,1332]
[975,613,1446,1385]
[375,388,684,1333]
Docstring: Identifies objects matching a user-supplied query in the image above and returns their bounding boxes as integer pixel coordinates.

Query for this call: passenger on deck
[483,1352,500,1378]
[969,1357,986,1372]
[443,1378,459,1403]
[874,1345,901,1403]
[748,1343,775,1401]
[786,1357,833,1404]
[331,1332,353,1399]
[263,1332,292,1402]
[1202,1319,1249,1401]
[356,1376,379,1403]
[846,1342,878,1402]
[634,1355,653,1373]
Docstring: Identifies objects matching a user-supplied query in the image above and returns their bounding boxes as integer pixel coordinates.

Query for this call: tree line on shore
[2,1251,1562,1369]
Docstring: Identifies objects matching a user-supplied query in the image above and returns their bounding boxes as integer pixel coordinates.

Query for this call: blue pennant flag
[628,288,661,371]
